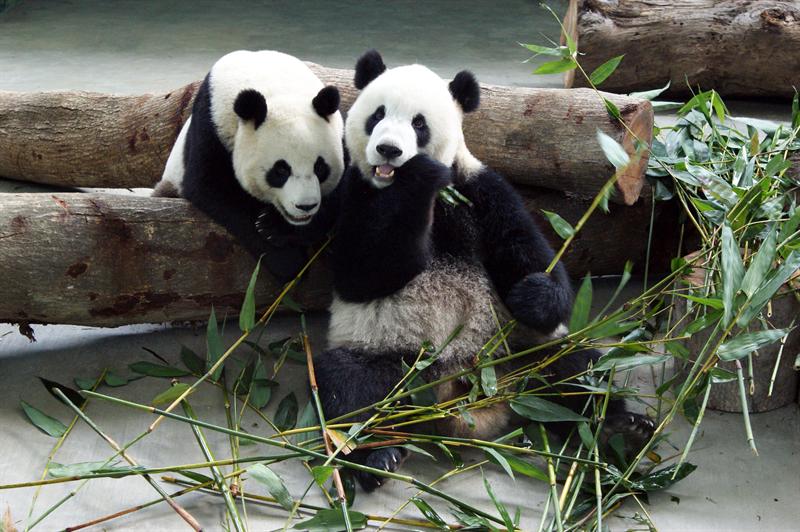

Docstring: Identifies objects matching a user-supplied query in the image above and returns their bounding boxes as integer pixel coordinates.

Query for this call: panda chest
[327,258,504,363]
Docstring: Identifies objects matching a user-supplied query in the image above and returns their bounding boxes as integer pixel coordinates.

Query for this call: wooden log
[0,63,653,205]
[564,0,800,100]
[0,190,671,327]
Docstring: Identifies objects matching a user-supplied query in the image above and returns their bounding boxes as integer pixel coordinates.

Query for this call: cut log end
[619,99,654,205]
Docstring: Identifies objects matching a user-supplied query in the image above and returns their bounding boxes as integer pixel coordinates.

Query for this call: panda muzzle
[374,164,395,179]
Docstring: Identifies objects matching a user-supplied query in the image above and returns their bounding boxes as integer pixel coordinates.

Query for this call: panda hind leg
[314,347,410,492]
[542,348,655,462]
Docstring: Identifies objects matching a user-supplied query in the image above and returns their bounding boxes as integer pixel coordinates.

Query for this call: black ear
[449,71,480,113]
[312,85,340,120]
[354,49,386,90]
[233,89,267,129]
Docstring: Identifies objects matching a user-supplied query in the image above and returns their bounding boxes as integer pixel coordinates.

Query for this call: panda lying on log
[154,50,345,280]
[315,50,656,491]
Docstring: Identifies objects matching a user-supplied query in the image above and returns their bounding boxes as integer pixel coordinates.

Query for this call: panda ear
[449,71,480,113]
[354,49,386,90]
[312,86,340,120]
[233,89,267,129]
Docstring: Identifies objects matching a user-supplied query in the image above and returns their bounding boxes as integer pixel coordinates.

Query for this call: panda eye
[412,114,426,129]
[266,159,292,188]
[373,106,385,121]
[314,156,331,183]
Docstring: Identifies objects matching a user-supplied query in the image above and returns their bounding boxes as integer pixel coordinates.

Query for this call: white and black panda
[154,50,345,279]
[314,50,655,491]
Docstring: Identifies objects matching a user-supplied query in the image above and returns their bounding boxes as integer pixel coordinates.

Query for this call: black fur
[314,156,331,183]
[354,49,386,89]
[233,88,267,129]
[412,113,431,147]
[312,85,340,120]
[460,168,573,333]
[179,76,333,282]
[332,154,452,301]
[364,105,385,136]
[448,70,480,113]
[266,160,292,188]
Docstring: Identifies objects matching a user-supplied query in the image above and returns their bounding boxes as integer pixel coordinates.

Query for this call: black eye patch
[266,159,292,188]
[365,105,385,135]
[314,156,331,183]
[412,113,430,147]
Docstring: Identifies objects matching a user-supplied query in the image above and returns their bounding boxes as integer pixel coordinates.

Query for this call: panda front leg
[313,347,410,492]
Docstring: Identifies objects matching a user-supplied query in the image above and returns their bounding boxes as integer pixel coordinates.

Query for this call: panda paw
[505,272,571,334]
[601,412,656,462]
[354,447,409,492]
[394,154,453,192]
[256,206,298,247]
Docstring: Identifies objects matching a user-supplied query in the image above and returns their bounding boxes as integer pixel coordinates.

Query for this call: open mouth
[373,164,396,181]
[276,202,313,225]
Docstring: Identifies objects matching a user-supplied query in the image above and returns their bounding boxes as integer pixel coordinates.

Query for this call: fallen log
[563,0,800,100]
[0,191,672,327]
[0,63,653,205]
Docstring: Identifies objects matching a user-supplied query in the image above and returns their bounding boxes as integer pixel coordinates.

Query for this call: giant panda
[153,50,345,280]
[314,50,656,491]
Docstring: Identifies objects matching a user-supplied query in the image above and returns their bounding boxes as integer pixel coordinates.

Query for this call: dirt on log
[0,191,673,327]
[563,0,800,100]
[0,63,653,205]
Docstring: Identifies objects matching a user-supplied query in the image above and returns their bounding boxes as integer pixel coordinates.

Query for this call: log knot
[760,6,798,28]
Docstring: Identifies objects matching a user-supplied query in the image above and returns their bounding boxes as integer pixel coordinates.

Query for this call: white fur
[160,116,191,196]
[157,50,344,224]
[345,64,482,187]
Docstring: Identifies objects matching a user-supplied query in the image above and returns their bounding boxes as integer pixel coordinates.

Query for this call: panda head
[345,49,481,188]
[230,85,344,225]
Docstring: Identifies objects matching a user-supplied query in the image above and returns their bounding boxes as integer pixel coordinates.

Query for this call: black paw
[505,272,571,334]
[354,447,409,492]
[256,206,297,248]
[601,412,656,462]
[394,154,453,191]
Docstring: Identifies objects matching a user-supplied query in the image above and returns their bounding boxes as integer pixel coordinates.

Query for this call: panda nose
[376,144,402,159]
[295,202,318,212]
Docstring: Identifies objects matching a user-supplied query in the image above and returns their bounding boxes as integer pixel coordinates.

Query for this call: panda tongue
[378,164,394,176]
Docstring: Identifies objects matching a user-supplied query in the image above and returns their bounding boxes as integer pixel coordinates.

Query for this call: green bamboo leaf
[495,451,548,482]
[129,361,189,378]
[764,155,791,177]
[480,364,497,398]
[677,294,724,310]
[294,400,320,446]
[718,329,790,361]
[239,257,261,332]
[293,508,368,531]
[519,42,566,57]
[569,274,593,332]
[311,465,335,487]
[533,58,577,75]
[274,392,298,431]
[629,81,671,100]
[180,346,206,375]
[482,447,514,480]
[206,306,224,381]
[792,90,799,130]
[48,461,108,478]
[20,400,67,437]
[510,396,588,422]
[74,377,96,391]
[249,463,294,512]
[103,372,130,387]
[740,226,777,298]
[249,355,277,409]
[541,210,574,239]
[721,224,745,326]
[604,98,621,119]
[631,463,697,491]
[482,470,514,532]
[593,353,669,372]
[597,129,629,170]
[179,470,214,484]
[411,497,449,529]
[151,383,191,406]
[589,55,624,86]
[402,443,437,461]
[737,251,800,327]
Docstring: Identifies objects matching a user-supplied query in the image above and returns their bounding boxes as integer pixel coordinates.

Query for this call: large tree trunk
[0,63,653,205]
[0,191,673,328]
[563,0,800,100]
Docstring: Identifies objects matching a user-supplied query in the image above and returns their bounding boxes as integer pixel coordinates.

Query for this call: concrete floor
[1,1,799,531]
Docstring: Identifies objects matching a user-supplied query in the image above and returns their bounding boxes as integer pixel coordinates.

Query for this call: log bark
[0,63,653,205]
[0,191,673,327]
[564,0,800,100]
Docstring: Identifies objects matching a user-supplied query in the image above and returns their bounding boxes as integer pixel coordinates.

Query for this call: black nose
[295,203,318,212]
[376,144,402,159]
